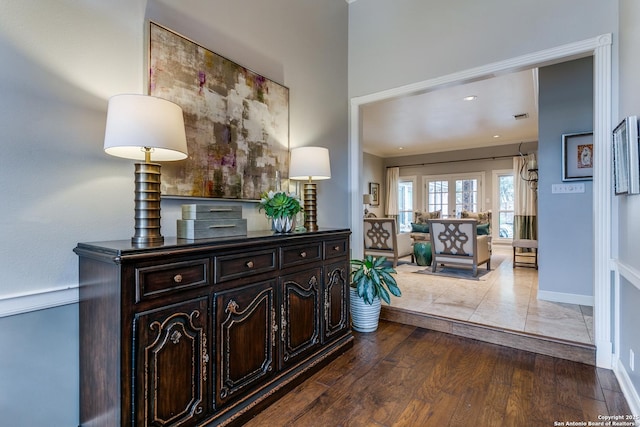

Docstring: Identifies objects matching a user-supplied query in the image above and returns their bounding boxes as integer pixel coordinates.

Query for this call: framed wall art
[369,182,380,206]
[613,116,639,195]
[561,132,593,181]
[149,22,290,200]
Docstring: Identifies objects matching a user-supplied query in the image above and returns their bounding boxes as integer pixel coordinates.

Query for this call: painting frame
[369,182,380,206]
[148,22,290,201]
[562,131,593,182]
[613,116,639,195]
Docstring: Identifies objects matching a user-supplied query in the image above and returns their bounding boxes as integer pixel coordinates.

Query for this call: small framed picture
[369,182,380,206]
[562,132,593,181]
[613,116,639,195]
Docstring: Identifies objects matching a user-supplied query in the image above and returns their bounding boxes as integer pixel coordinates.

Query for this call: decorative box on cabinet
[75,229,352,427]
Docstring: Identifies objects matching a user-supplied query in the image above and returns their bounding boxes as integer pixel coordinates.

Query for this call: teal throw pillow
[411,222,429,233]
[477,223,490,235]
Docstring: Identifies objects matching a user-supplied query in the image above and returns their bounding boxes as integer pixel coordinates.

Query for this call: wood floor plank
[244,321,632,427]
[392,398,434,427]
[598,366,623,392]
[575,362,606,401]
[603,388,633,416]
[413,391,460,426]
[529,354,559,426]
[580,395,610,423]
[503,352,535,425]
[475,381,510,427]
[554,357,584,410]
[242,377,330,426]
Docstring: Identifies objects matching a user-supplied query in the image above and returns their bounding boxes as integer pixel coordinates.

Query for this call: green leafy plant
[258,191,302,219]
[350,255,401,305]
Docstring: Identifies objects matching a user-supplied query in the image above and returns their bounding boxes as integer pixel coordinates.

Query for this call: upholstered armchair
[363,217,412,267]
[428,218,491,276]
[460,210,492,252]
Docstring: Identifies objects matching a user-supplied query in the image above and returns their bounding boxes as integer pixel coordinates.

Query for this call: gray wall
[617,0,640,397]
[0,1,348,425]
[348,0,617,98]
[537,57,594,299]
[0,305,78,426]
[363,152,385,218]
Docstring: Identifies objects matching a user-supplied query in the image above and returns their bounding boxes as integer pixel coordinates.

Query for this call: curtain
[386,167,399,230]
[513,156,537,240]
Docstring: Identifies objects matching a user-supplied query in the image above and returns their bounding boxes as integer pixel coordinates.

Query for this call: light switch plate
[551,183,585,194]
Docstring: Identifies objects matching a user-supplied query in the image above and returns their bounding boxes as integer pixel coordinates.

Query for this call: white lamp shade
[289,146,331,180]
[363,194,373,204]
[103,94,188,161]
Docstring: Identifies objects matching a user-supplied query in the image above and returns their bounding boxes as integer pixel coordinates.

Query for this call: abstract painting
[149,22,289,200]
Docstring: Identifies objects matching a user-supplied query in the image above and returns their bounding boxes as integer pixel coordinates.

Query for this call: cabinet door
[134,297,209,426]
[279,268,322,369]
[323,261,350,343]
[214,280,276,407]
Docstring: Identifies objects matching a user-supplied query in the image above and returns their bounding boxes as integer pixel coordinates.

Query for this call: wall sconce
[518,144,538,190]
[289,146,331,232]
[103,94,188,245]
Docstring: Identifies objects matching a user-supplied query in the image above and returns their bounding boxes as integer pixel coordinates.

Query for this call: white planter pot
[349,288,381,333]
[272,216,295,233]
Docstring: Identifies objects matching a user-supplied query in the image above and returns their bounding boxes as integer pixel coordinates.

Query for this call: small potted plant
[350,255,401,332]
[258,190,302,233]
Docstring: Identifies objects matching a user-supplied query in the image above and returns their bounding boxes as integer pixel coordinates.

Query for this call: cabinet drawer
[324,238,348,260]
[281,243,322,269]
[136,259,209,302]
[215,249,277,283]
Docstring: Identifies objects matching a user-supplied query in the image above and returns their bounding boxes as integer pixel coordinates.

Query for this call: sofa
[408,210,441,244]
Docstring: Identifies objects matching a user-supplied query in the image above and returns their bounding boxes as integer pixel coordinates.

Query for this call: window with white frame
[423,173,484,217]
[492,170,514,240]
[427,180,448,215]
[398,177,416,232]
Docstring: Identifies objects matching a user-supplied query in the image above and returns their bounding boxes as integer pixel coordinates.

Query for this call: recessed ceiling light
[493,135,500,138]
[398,147,404,150]
[463,95,477,101]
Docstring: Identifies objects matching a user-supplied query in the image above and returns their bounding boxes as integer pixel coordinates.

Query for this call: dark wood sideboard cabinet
[74,229,353,427]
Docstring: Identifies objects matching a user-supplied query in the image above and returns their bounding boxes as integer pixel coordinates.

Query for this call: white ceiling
[361,69,539,158]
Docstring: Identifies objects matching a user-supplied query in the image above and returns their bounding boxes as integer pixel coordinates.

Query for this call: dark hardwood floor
[245,320,631,427]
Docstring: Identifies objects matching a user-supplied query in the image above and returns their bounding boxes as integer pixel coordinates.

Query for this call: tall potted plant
[350,255,401,332]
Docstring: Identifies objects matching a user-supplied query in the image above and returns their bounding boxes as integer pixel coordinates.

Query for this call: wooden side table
[512,239,538,269]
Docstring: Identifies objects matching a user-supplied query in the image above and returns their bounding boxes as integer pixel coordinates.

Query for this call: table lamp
[363,194,373,216]
[289,146,331,232]
[103,94,188,245]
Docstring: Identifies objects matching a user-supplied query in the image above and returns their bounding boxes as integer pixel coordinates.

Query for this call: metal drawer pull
[333,246,340,251]
[300,251,307,258]
[208,208,233,212]
[246,261,254,268]
[173,274,183,283]
[209,224,236,229]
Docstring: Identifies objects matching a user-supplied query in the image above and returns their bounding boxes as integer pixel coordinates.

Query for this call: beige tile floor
[388,244,594,344]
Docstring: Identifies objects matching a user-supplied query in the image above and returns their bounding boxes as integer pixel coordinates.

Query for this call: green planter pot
[413,242,432,266]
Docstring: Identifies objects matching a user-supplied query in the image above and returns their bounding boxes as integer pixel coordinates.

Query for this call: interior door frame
[349,34,613,368]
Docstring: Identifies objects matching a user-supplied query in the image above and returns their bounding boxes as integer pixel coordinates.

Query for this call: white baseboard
[537,290,594,306]
[0,286,79,318]
[615,358,640,416]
